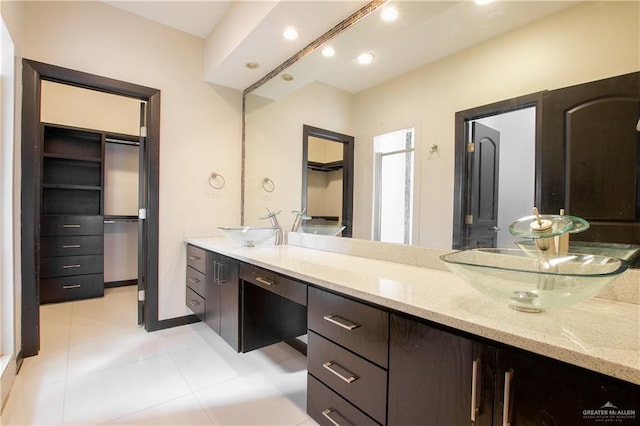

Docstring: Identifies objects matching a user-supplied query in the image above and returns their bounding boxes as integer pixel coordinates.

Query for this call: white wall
[19,1,242,321]
[245,81,353,231]
[353,1,640,248]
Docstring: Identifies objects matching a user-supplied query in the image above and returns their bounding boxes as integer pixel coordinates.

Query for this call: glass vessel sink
[440,248,628,312]
[516,240,640,263]
[298,225,346,236]
[218,227,279,247]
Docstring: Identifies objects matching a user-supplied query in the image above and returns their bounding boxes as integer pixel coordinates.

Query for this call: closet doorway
[21,60,160,358]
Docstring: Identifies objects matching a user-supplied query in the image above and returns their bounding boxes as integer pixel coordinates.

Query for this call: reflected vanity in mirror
[242,0,639,266]
[302,125,354,237]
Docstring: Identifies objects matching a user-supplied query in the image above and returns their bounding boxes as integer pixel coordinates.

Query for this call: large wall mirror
[242,1,639,265]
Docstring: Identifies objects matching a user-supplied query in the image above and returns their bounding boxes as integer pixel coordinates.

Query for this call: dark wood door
[467,122,501,248]
[205,252,221,333]
[388,314,495,426]
[540,71,639,246]
[495,348,640,426]
[218,256,240,351]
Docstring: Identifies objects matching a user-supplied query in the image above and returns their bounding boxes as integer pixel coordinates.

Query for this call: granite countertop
[185,237,640,385]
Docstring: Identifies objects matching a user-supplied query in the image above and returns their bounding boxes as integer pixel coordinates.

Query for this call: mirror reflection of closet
[40,81,141,293]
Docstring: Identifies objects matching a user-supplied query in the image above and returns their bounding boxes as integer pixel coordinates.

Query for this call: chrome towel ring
[208,172,225,190]
[262,177,275,193]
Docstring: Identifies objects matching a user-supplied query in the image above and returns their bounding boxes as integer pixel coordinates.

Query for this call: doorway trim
[20,59,161,357]
[452,91,544,249]
[302,124,354,237]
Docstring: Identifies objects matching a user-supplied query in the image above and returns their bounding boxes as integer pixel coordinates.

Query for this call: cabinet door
[218,256,240,352]
[388,314,494,426]
[204,251,220,333]
[495,349,640,426]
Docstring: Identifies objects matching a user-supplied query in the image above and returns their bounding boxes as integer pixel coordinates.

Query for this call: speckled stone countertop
[185,237,640,385]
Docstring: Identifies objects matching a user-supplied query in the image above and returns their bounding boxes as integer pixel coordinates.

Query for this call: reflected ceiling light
[322,46,336,57]
[356,52,375,65]
[245,62,260,70]
[474,0,494,4]
[381,6,399,22]
[283,27,298,40]
[281,74,294,81]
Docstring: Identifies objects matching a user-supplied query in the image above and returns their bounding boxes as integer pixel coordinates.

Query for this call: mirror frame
[302,125,355,237]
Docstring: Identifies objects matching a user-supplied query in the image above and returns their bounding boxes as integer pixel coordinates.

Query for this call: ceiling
[103,1,579,94]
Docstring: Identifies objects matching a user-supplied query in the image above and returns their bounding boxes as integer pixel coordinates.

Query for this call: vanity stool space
[184,242,640,426]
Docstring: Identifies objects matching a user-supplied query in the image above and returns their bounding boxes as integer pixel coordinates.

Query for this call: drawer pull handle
[188,255,201,261]
[256,276,275,286]
[322,361,358,384]
[503,369,514,426]
[62,264,81,269]
[322,408,352,426]
[471,358,481,421]
[188,299,200,307]
[323,315,360,331]
[62,224,81,228]
[188,278,200,285]
[63,284,81,289]
[62,244,81,248]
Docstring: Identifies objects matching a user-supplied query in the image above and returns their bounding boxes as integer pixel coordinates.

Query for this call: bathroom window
[373,127,414,244]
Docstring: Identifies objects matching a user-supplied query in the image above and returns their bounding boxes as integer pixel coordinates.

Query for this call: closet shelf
[104,215,138,224]
[43,153,102,163]
[43,183,101,191]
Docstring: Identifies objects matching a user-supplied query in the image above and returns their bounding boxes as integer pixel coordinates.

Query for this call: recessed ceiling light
[322,46,336,57]
[245,62,260,70]
[381,6,399,22]
[283,27,298,41]
[281,74,294,81]
[356,52,375,65]
[474,0,494,5]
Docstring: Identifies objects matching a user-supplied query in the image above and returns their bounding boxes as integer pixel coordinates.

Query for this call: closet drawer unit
[186,266,206,298]
[187,245,207,274]
[308,287,389,368]
[41,215,103,236]
[40,273,104,303]
[308,331,387,424]
[186,286,205,321]
[40,254,103,278]
[307,375,380,426]
[239,263,307,306]
[40,235,104,257]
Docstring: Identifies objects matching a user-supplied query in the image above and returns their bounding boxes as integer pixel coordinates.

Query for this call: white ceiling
[103,1,580,94]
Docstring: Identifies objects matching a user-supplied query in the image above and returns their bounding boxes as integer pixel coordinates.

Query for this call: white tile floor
[2,286,318,425]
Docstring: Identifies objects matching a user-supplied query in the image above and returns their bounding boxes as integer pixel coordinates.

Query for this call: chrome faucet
[291,209,312,232]
[260,208,283,245]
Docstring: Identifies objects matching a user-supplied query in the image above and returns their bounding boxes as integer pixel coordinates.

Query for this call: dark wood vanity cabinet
[388,314,495,426]
[388,313,640,426]
[186,245,207,321]
[39,125,104,303]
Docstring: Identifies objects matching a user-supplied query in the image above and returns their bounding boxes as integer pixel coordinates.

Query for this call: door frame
[20,59,161,357]
[452,91,544,249]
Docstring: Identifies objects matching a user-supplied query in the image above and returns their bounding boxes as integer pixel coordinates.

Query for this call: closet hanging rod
[105,137,140,146]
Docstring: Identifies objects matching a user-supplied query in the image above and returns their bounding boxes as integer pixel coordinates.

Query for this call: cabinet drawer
[41,215,103,236]
[186,266,206,298]
[308,287,389,367]
[307,374,380,426]
[40,273,103,303]
[186,286,205,321]
[187,245,207,274]
[239,263,307,306]
[40,235,103,257]
[40,254,103,278]
[308,331,387,424]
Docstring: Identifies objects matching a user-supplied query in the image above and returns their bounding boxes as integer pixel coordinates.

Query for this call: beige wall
[353,1,640,247]
[245,81,353,230]
[19,1,243,320]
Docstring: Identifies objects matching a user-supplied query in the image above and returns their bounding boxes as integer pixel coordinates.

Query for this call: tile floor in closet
[2,286,317,425]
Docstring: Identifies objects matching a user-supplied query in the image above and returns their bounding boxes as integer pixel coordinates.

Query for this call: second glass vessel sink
[218,226,279,247]
[298,225,346,236]
[441,248,628,312]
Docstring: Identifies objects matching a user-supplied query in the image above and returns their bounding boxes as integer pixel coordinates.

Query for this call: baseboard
[104,279,137,289]
[146,314,200,332]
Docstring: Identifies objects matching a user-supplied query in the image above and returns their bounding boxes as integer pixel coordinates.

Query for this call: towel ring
[208,172,225,190]
[262,177,275,193]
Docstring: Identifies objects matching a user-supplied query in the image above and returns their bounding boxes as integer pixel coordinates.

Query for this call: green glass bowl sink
[440,248,628,312]
[298,225,346,236]
[218,227,279,247]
